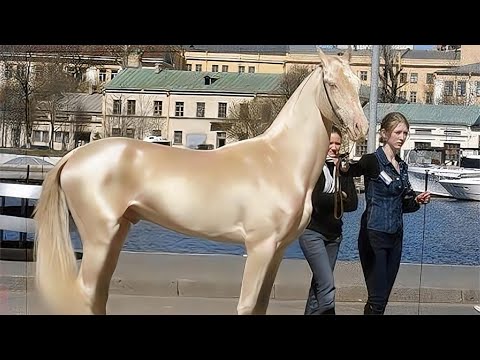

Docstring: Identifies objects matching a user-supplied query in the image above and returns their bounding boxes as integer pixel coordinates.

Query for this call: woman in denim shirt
[342,112,430,315]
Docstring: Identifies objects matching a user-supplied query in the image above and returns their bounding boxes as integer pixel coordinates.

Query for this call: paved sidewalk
[1,251,479,306]
[2,292,480,315]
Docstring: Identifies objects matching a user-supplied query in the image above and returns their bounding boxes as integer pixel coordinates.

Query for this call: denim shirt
[364,147,415,234]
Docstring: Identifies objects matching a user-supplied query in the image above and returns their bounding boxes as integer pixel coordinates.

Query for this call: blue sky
[414,45,434,50]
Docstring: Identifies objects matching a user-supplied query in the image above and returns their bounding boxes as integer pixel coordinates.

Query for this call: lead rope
[333,140,358,220]
[417,169,429,315]
[333,163,343,220]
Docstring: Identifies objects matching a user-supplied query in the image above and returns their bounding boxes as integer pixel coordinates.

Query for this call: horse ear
[342,46,352,62]
[317,47,328,67]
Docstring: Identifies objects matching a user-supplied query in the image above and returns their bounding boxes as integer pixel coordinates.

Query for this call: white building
[103,68,284,149]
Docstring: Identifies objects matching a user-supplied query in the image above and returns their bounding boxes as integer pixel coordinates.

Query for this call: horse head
[316,47,369,142]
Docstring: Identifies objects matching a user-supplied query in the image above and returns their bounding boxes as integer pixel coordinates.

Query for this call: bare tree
[279,65,313,99]
[0,45,84,148]
[227,65,312,142]
[227,97,282,141]
[38,63,80,149]
[378,46,408,103]
[0,83,23,147]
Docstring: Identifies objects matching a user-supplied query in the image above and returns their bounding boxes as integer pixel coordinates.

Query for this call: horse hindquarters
[34,151,89,314]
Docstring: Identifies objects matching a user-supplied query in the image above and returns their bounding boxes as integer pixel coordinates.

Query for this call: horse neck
[261,69,335,187]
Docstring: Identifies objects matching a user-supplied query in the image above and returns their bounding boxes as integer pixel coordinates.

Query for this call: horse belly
[134,180,250,243]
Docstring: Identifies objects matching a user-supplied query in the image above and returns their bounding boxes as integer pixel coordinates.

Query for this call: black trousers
[358,222,403,315]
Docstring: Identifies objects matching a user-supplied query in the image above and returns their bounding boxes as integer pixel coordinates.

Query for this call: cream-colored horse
[34,49,368,315]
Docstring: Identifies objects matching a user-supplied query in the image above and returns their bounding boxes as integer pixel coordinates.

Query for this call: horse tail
[33,148,84,314]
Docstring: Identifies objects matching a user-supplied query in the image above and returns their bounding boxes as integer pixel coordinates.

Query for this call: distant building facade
[103,68,283,149]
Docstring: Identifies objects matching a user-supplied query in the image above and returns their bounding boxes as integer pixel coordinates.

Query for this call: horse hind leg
[237,235,286,315]
[75,216,131,315]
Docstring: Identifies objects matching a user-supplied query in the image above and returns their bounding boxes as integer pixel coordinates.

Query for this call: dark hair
[331,126,342,138]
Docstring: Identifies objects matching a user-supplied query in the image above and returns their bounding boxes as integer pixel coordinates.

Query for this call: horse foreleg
[77,217,131,315]
[237,236,286,315]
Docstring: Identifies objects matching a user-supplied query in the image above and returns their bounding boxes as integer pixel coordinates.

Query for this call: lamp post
[367,45,380,153]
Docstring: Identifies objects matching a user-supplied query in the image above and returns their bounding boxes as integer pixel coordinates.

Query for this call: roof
[37,93,103,113]
[401,49,460,60]
[363,103,480,127]
[105,68,284,95]
[436,62,480,76]
[185,45,288,55]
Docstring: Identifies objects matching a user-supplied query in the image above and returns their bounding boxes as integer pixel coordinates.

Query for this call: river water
[78,194,480,266]
[3,194,479,266]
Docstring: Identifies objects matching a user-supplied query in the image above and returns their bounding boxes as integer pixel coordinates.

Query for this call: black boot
[363,303,385,315]
[321,307,336,315]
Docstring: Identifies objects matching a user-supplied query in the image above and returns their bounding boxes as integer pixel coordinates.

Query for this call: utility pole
[368,45,380,153]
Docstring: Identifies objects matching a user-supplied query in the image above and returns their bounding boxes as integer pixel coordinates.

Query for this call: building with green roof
[354,103,480,162]
[103,68,284,149]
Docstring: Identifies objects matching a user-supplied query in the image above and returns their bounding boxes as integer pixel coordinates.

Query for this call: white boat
[439,177,480,201]
[406,151,480,197]
[408,165,480,197]
[143,135,171,146]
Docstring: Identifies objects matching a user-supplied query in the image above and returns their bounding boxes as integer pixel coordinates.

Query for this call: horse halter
[321,68,349,136]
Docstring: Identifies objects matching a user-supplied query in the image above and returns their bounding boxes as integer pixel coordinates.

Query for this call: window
[409,91,417,103]
[17,64,27,78]
[400,73,407,83]
[4,64,13,79]
[217,132,226,148]
[173,131,183,144]
[444,129,461,137]
[54,131,70,144]
[35,65,44,81]
[410,73,418,83]
[99,69,107,82]
[112,128,121,136]
[212,65,218,72]
[476,81,480,96]
[113,100,121,115]
[175,102,184,117]
[238,66,245,73]
[111,70,118,79]
[261,103,271,120]
[248,66,255,73]
[154,101,162,116]
[360,71,367,81]
[414,128,432,135]
[187,64,192,71]
[456,81,466,96]
[222,65,229,72]
[355,140,367,157]
[33,130,49,143]
[425,92,433,104]
[196,102,205,117]
[239,103,249,118]
[126,128,135,138]
[127,100,136,115]
[195,64,202,72]
[444,81,453,96]
[426,73,434,84]
[444,143,460,163]
[414,142,431,150]
[218,102,227,118]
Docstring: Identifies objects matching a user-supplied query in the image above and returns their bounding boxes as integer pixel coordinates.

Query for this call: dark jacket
[307,160,358,240]
[344,147,420,234]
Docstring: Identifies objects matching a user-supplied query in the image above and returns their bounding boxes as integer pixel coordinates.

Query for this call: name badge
[379,170,393,185]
